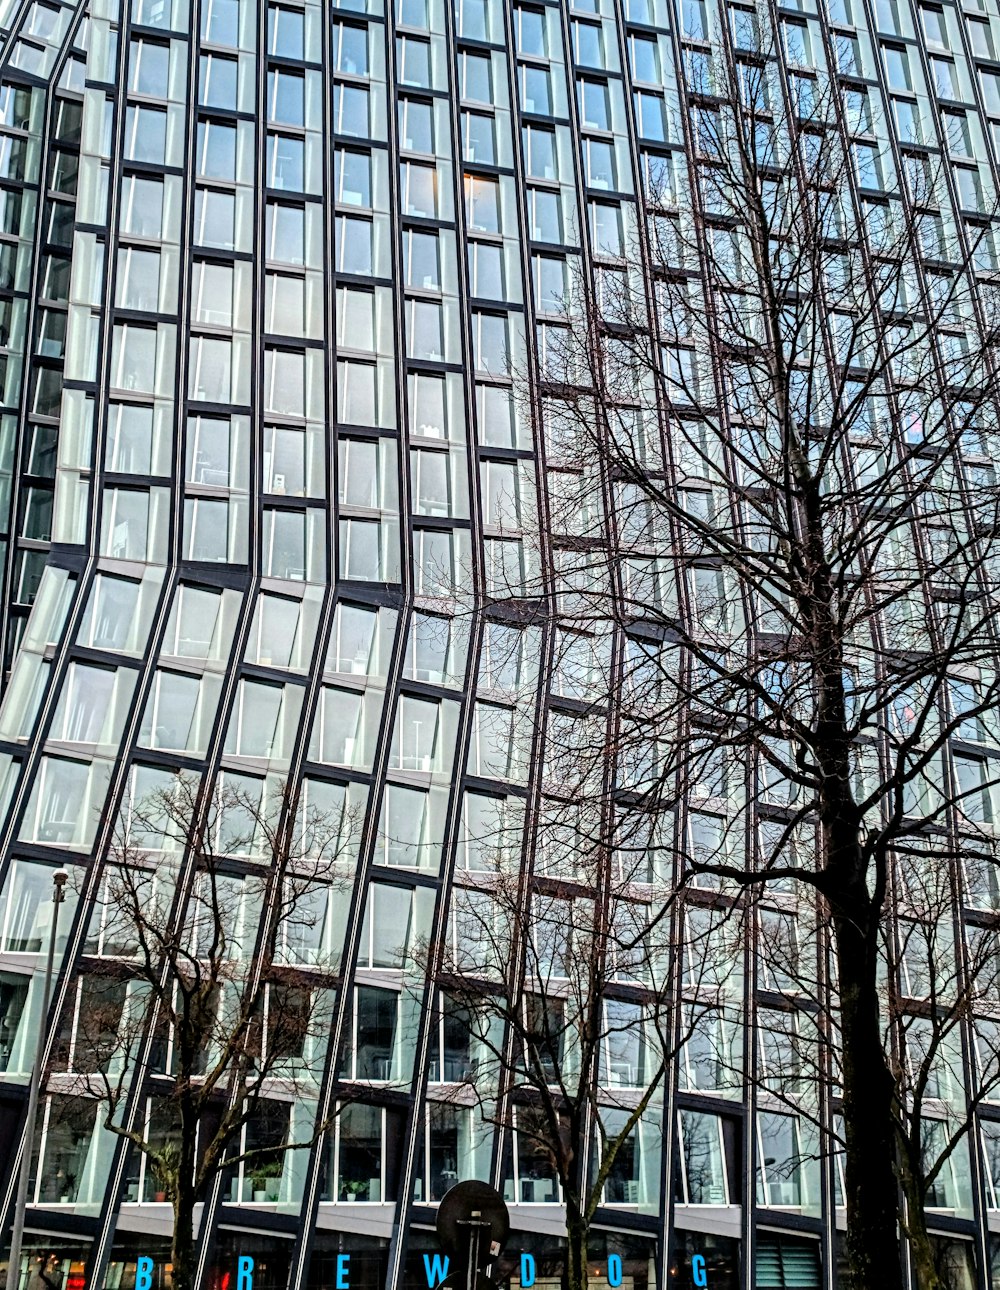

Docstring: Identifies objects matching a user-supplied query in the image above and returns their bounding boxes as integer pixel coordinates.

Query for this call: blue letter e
[136,1258,153,1290]
[520,1253,536,1287]
[335,1254,350,1290]
[237,1256,254,1290]
[692,1253,707,1288]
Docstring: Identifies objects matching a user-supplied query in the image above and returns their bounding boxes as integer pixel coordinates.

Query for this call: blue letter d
[520,1253,535,1287]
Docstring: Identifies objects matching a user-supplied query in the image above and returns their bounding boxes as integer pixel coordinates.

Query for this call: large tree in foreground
[507,21,1000,1288]
[57,774,353,1290]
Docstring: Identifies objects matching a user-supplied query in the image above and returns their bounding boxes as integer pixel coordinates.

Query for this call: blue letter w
[423,1254,450,1288]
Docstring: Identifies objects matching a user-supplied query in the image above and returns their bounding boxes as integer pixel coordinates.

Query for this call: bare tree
[500,13,1000,1288]
[51,773,354,1290]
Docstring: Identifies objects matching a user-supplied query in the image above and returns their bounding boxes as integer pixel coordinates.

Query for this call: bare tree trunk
[564,1208,589,1290]
[833,883,904,1290]
[898,1156,947,1290]
[170,1193,196,1290]
[170,1131,198,1290]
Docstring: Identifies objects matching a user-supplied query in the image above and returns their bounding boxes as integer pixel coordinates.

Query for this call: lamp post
[6,869,69,1290]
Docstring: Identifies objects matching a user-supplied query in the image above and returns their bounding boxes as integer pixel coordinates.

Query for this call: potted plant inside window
[344,1179,368,1203]
[150,1140,179,1204]
[249,1158,283,1203]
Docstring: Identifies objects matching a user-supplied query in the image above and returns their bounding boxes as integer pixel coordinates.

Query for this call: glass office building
[0,0,1000,1285]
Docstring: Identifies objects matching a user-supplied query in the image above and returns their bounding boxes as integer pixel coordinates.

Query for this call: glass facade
[0,0,998,1285]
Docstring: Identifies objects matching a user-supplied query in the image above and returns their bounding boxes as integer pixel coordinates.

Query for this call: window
[337,360,377,424]
[397,36,431,87]
[262,509,308,580]
[400,161,437,216]
[572,20,603,66]
[407,302,444,362]
[930,55,956,98]
[194,188,235,250]
[267,133,305,190]
[129,39,169,97]
[676,1111,729,1204]
[124,106,166,163]
[336,214,373,274]
[333,23,369,75]
[756,1112,806,1207]
[465,174,500,233]
[335,149,372,205]
[404,230,440,290]
[200,54,238,110]
[197,119,236,180]
[455,0,485,37]
[116,248,161,312]
[267,70,305,126]
[184,498,231,561]
[268,5,304,58]
[1,860,77,951]
[264,349,305,416]
[409,372,447,437]
[334,82,369,136]
[630,35,659,83]
[111,325,157,393]
[591,202,623,257]
[462,111,495,164]
[523,125,557,180]
[516,6,546,56]
[585,138,616,189]
[120,176,163,238]
[636,91,667,141]
[203,0,240,45]
[191,261,234,327]
[469,241,504,298]
[399,98,434,153]
[189,336,233,403]
[460,51,492,102]
[883,44,911,91]
[265,273,306,336]
[106,404,154,474]
[473,311,508,373]
[528,186,562,242]
[520,64,551,114]
[579,79,610,131]
[782,19,812,64]
[267,202,305,263]
[337,287,375,351]
[187,415,236,487]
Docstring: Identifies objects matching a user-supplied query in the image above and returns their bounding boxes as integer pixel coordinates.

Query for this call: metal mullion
[464,0,572,1215]
[288,3,423,1285]
[551,0,650,1235]
[377,0,492,1264]
[611,0,717,1274]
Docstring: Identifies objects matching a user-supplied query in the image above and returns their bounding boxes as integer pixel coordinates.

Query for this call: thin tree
[53,773,354,1290]
[505,11,1000,1287]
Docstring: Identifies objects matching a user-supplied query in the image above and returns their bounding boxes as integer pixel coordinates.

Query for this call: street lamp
[5,869,69,1290]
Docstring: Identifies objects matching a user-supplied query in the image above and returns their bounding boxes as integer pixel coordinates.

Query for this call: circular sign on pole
[436,1181,510,1269]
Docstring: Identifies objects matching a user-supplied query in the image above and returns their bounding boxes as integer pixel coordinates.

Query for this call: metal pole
[6,869,68,1290]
